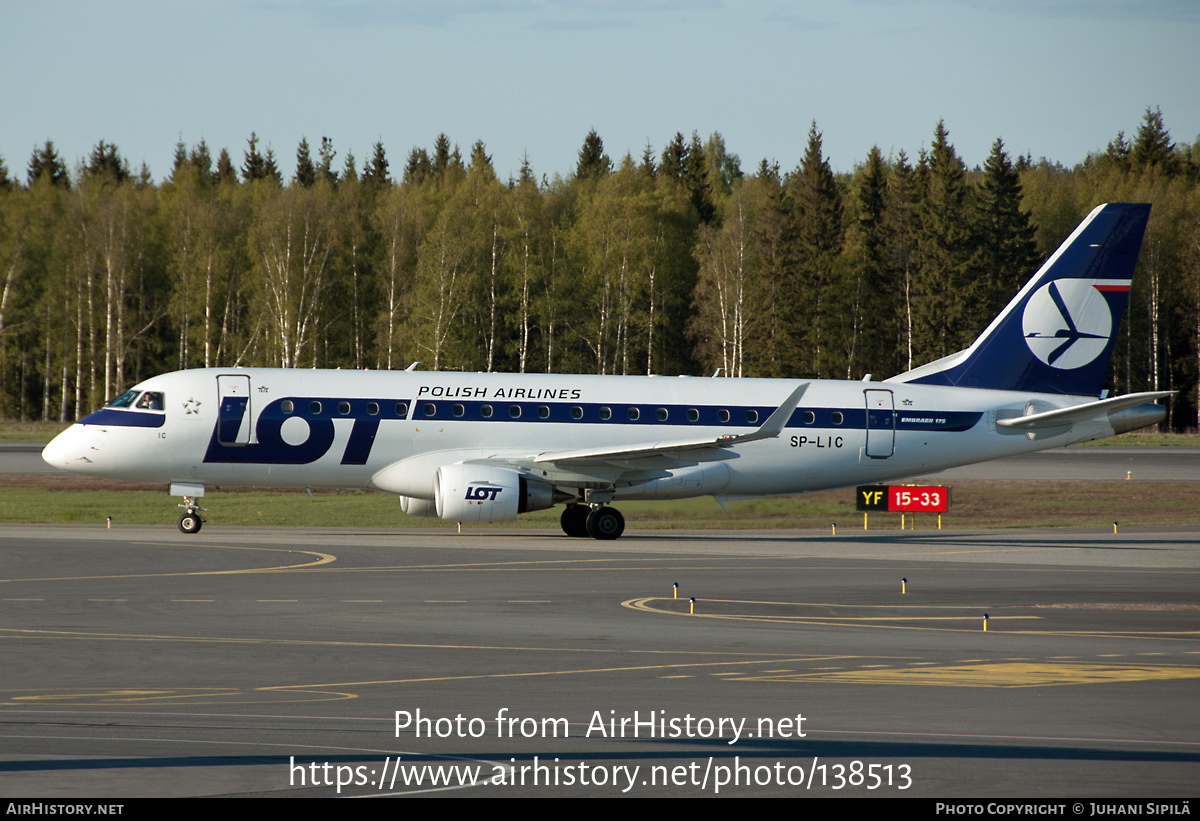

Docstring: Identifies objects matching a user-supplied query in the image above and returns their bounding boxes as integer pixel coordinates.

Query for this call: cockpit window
[135,391,165,411]
[106,389,139,408]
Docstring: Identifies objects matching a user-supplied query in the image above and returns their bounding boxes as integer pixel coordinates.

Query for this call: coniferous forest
[2,109,1199,428]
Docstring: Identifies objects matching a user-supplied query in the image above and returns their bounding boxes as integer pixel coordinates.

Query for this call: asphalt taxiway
[1,523,1197,797]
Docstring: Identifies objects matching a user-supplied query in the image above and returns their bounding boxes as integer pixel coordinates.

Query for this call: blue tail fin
[889,202,1151,396]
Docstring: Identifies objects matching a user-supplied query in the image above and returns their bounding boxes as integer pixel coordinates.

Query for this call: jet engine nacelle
[399,496,438,518]
[433,465,557,523]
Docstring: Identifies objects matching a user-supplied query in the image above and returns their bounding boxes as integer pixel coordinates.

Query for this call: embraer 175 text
[43,203,1168,540]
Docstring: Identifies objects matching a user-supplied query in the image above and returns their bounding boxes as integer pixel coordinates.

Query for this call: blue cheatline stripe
[78,409,165,428]
[277,397,981,433]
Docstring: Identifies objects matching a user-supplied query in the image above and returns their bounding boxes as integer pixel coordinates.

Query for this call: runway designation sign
[856,485,949,512]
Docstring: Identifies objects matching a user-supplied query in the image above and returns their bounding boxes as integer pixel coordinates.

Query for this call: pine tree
[27,140,71,188]
[660,133,687,181]
[294,138,317,188]
[433,134,452,178]
[318,137,338,186]
[172,139,189,177]
[575,130,611,180]
[846,145,895,378]
[404,147,432,185]
[468,140,494,179]
[976,138,1038,315]
[85,140,131,183]
[362,140,390,188]
[787,121,844,376]
[242,132,266,182]
[190,140,214,185]
[1131,107,1177,174]
[913,121,980,358]
[517,151,535,186]
[263,147,283,186]
[684,131,715,224]
[216,148,238,185]
[640,142,657,178]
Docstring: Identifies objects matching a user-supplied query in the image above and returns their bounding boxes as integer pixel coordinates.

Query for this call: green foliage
[575,129,611,181]
[86,140,130,184]
[27,141,71,189]
[2,115,1200,430]
[912,120,980,359]
[361,140,391,189]
[976,138,1038,315]
[294,138,317,188]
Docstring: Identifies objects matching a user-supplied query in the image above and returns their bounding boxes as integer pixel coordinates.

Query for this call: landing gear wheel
[560,504,591,538]
[179,512,202,534]
[586,506,625,540]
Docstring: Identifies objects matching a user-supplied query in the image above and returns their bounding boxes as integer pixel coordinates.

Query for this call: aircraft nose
[42,427,81,469]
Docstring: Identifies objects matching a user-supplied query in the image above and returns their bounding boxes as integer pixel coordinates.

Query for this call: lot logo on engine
[466,485,503,502]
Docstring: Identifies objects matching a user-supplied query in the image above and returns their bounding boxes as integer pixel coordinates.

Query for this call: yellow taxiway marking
[1,686,356,706]
[622,598,1197,638]
[0,653,862,706]
[262,655,862,691]
[0,544,336,584]
[732,662,1200,688]
[2,598,44,601]
[0,625,823,657]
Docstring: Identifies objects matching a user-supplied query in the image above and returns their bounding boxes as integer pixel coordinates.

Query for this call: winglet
[716,382,808,446]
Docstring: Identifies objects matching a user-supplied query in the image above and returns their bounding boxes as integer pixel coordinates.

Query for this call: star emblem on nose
[183,398,202,415]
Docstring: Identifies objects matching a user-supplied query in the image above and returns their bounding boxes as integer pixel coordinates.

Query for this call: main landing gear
[560,504,625,540]
[178,495,206,534]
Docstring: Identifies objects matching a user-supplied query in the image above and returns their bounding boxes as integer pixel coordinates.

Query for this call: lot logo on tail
[1022,280,1116,370]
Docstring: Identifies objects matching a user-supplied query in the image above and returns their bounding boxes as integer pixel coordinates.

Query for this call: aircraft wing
[531,382,809,469]
[996,391,1173,430]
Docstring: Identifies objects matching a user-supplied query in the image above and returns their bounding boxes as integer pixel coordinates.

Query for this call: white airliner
[43,203,1167,539]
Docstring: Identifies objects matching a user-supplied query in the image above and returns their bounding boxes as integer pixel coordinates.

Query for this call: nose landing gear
[171,483,207,534]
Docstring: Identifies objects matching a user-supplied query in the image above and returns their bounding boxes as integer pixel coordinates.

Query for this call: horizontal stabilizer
[996,391,1172,430]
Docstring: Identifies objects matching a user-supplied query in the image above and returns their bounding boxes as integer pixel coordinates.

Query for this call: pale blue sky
[4,0,1197,183]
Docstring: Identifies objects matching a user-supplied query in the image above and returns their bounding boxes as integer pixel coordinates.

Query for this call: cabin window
[627,407,640,421]
[310,401,322,414]
[599,407,612,421]
[366,402,379,415]
[453,404,465,417]
[686,408,699,422]
[509,404,522,419]
[481,404,493,418]
[338,401,351,415]
[570,406,583,420]
[745,409,758,424]
[717,409,730,423]
[802,411,815,424]
[281,400,294,414]
[423,403,437,417]
[831,411,844,425]
[656,408,668,421]
[395,402,408,417]
[538,405,550,419]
